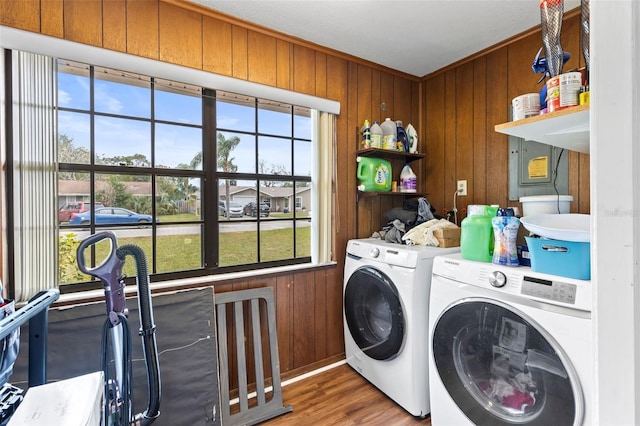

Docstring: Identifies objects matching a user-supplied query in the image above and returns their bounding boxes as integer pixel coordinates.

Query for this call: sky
[57,68,312,177]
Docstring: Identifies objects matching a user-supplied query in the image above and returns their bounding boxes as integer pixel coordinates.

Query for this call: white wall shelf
[495,104,590,154]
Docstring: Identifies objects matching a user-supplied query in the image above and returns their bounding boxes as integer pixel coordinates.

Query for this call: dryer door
[344,265,405,361]
[432,298,583,425]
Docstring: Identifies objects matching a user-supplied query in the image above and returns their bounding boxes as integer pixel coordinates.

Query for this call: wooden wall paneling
[506,32,542,103]
[472,56,488,206]
[41,0,63,38]
[455,62,474,216]
[126,0,159,60]
[248,30,277,86]
[568,150,580,213]
[578,154,590,214]
[0,0,40,32]
[443,69,457,214]
[292,271,316,369]
[379,73,394,123]
[159,3,202,69]
[315,52,327,98]
[424,75,446,214]
[231,25,248,80]
[370,69,382,123]
[392,76,412,129]
[313,269,328,361]
[324,268,343,357]
[63,0,103,47]
[484,47,509,207]
[346,61,359,237]
[292,44,316,96]
[357,65,373,128]
[202,16,233,76]
[276,39,292,90]
[326,54,350,260]
[102,0,126,52]
[275,274,293,373]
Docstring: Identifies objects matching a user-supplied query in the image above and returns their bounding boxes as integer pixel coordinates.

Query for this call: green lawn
[64,225,311,283]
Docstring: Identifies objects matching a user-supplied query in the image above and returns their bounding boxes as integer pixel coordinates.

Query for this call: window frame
[55,62,316,292]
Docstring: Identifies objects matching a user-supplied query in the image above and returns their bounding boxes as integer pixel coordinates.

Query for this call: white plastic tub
[519,195,573,216]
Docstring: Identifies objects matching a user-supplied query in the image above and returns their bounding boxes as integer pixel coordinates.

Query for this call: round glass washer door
[432,298,584,425]
[344,265,405,361]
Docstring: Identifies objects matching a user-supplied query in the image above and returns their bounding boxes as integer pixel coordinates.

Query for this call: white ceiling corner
[188,0,581,77]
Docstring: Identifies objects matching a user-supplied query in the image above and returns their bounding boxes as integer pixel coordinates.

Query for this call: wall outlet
[457,180,467,196]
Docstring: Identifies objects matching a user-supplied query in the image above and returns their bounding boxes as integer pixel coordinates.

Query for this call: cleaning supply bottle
[399,164,417,193]
[356,156,392,192]
[406,123,418,153]
[370,121,383,149]
[396,121,408,152]
[381,118,397,150]
[491,208,521,266]
[360,120,371,148]
[460,205,499,262]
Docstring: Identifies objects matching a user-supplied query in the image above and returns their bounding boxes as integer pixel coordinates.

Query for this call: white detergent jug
[381,118,397,150]
[370,121,383,149]
[399,164,417,193]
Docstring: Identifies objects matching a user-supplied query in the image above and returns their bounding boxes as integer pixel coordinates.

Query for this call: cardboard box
[434,227,461,247]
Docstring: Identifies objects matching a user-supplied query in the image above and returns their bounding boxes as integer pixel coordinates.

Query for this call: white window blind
[10,51,58,302]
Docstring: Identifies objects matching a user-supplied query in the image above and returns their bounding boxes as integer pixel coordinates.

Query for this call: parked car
[226,202,244,218]
[218,201,243,218]
[243,202,270,217]
[69,207,154,225]
[58,201,104,222]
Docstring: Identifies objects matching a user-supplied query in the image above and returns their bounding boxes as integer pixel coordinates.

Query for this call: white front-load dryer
[343,238,459,417]
[428,253,592,425]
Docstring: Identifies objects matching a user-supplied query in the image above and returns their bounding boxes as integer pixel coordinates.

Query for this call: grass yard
[65,225,311,283]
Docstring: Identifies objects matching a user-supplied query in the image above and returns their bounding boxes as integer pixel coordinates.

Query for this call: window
[52,61,316,291]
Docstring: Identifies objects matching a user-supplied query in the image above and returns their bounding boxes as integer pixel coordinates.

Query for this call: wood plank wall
[421,10,590,220]
[0,0,420,379]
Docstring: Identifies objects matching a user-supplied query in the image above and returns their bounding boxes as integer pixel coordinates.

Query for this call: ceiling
[188,0,581,77]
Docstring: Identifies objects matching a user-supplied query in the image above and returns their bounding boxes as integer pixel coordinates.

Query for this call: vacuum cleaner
[77,231,161,426]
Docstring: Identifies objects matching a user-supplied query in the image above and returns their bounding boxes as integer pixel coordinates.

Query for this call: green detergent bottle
[356,157,392,192]
[460,204,499,262]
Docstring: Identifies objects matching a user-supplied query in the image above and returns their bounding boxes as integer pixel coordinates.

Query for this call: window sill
[55,261,337,306]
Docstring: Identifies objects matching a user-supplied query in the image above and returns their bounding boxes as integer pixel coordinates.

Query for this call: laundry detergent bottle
[370,121,383,149]
[356,156,392,192]
[460,205,499,262]
[492,208,521,266]
[381,118,397,150]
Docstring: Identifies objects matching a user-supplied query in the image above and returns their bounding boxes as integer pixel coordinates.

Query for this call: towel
[402,218,459,246]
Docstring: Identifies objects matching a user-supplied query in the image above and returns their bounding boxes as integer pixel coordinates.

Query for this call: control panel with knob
[369,247,380,258]
[489,271,507,288]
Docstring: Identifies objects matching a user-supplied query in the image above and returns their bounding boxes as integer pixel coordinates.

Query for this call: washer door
[432,298,583,425]
[344,265,405,361]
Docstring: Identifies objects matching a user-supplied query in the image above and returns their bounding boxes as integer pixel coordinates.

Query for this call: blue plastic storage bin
[525,236,591,280]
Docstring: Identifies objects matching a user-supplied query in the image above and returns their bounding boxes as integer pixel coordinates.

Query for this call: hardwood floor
[261,363,432,426]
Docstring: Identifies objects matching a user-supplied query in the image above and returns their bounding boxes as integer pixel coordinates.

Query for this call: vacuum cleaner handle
[77,231,127,317]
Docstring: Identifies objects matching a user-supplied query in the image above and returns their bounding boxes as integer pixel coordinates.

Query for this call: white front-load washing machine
[429,253,592,425]
[343,238,459,417]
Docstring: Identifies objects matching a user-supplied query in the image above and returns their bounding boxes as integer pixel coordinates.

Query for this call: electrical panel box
[508,134,568,201]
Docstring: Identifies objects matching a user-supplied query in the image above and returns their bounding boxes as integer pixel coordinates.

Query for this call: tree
[175,151,203,215]
[58,133,90,180]
[258,159,288,187]
[217,133,240,211]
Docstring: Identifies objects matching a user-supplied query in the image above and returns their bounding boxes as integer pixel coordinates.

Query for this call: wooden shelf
[356,148,425,163]
[495,104,589,154]
[357,191,426,201]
